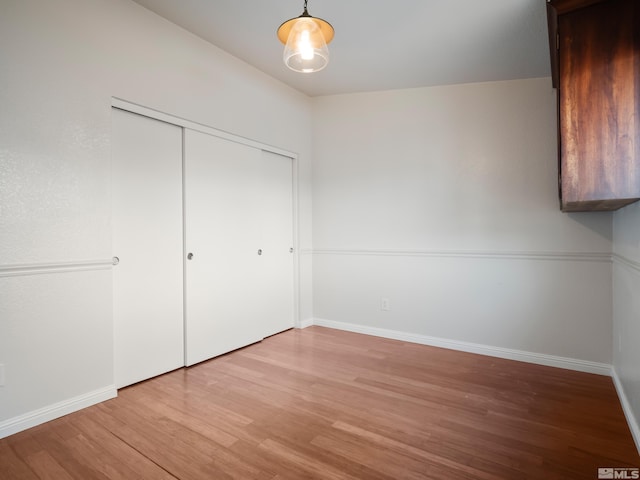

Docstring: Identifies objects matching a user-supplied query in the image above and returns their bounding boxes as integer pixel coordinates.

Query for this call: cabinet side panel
[635,1,640,196]
[559,0,639,206]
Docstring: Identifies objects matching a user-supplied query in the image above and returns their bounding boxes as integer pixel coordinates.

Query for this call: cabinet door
[558,0,640,211]
[259,151,295,337]
[112,108,184,388]
[184,130,265,366]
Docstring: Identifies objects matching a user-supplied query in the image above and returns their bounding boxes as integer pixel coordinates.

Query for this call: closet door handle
[187,253,194,260]
[257,249,263,256]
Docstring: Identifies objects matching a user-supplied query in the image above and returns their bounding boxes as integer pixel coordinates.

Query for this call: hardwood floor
[1,326,638,479]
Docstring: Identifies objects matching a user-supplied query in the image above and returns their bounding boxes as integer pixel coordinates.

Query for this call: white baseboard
[612,368,640,455]
[296,318,315,329]
[0,385,117,439]
[311,318,612,376]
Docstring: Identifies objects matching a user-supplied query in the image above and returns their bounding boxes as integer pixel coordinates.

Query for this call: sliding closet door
[112,108,184,388]
[259,150,295,337]
[184,130,265,366]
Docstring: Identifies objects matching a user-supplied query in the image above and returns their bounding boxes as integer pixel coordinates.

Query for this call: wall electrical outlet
[381,298,391,311]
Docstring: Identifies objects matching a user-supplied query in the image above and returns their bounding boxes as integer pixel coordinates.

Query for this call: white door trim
[111,97,297,159]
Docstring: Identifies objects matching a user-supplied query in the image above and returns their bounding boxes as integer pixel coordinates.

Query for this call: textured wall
[613,201,640,447]
[0,0,312,432]
[311,78,613,363]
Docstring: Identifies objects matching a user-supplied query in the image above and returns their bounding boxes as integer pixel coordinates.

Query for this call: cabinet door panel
[112,108,184,388]
[558,0,639,211]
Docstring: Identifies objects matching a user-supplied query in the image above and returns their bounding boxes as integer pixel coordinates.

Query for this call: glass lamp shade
[278,11,334,73]
[283,18,329,73]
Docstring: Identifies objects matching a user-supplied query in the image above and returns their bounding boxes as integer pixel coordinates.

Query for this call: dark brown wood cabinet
[547,0,640,212]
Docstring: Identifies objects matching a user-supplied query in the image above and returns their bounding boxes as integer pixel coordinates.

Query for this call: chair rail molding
[0,259,115,278]
[309,248,612,263]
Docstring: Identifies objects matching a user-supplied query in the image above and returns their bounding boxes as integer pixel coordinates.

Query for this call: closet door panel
[112,108,184,388]
[184,130,264,366]
[259,151,295,337]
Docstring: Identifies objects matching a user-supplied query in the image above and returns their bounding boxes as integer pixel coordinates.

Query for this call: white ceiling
[130,0,551,97]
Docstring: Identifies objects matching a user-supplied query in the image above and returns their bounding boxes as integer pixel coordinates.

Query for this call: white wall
[613,201,640,447]
[0,0,312,434]
[311,78,613,366]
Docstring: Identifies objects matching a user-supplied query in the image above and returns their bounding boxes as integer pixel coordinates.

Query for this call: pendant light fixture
[277,0,334,73]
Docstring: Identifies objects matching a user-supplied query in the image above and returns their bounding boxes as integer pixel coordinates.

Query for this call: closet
[112,106,296,387]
